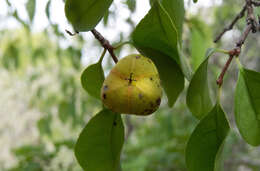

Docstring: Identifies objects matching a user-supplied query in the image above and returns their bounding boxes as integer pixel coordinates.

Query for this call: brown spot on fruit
[150,77,153,81]
[156,98,161,105]
[103,93,107,99]
[144,108,154,114]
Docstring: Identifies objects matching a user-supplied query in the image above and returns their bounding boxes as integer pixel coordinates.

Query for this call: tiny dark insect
[136,55,141,59]
[113,121,117,126]
[103,93,107,99]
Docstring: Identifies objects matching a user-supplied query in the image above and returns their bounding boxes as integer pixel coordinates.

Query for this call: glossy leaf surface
[235,67,260,146]
[161,0,184,44]
[186,48,215,119]
[81,61,105,99]
[65,0,113,31]
[75,109,124,171]
[132,1,179,64]
[186,103,230,171]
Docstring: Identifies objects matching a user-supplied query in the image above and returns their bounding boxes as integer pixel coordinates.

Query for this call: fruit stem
[91,29,118,63]
[217,86,222,103]
[113,41,133,50]
[215,49,230,55]
[98,49,107,64]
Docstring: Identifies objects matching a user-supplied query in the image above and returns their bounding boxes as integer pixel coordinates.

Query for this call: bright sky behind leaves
[0,0,222,64]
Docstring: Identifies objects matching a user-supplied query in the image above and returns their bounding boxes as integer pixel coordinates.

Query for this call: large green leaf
[26,0,36,23]
[235,67,260,146]
[191,29,207,71]
[160,0,184,45]
[65,0,113,32]
[186,48,216,119]
[190,18,212,71]
[186,103,230,171]
[81,61,105,99]
[132,1,179,64]
[75,109,124,171]
[132,1,184,107]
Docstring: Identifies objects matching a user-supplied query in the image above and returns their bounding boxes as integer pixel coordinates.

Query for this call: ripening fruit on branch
[101,54,162,115]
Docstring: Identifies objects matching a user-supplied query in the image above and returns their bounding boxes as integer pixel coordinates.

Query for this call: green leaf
[191,29,207,71]
[186,103,230,171]
[65,0,113,32]
[132,1,184,106]
[160,0,185,45]
[235,67,260,146]
[179,46,193,81]
[190,18,212,71]
[75,109,124,171]
[193,0,198,3]
[81,61,105,99]
[103,10,109,26]
[26,0,36,23]
[126,0,136,12]
[45,0,51,21]
[132,1,179,64]
[186,48,216,119]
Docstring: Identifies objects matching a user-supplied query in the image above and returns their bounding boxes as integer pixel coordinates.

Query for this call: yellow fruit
[101,54,162,115]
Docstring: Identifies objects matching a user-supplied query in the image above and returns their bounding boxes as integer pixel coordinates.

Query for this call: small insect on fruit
[101,54,162,115]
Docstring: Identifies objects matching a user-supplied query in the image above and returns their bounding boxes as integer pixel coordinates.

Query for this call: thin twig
[216,21,252,86]
[216,0,257,86]
[236,24,252,47]
[91,29,118,63]
[65,29,118,63]
[216,55,235,85]
[214,4,247,43]
[252,0,260,6]
[245,0,257,32]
